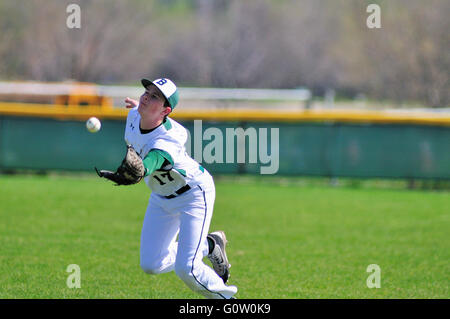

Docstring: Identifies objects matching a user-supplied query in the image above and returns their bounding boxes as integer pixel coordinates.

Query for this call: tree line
[0,0,448,107]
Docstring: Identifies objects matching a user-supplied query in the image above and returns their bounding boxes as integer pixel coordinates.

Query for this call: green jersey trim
[142,151,166,177]
[152,148,174,165]
[143,149,174,176]
[162,118,172,131]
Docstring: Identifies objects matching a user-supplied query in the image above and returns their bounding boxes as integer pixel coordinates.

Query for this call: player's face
[138,85,170,120]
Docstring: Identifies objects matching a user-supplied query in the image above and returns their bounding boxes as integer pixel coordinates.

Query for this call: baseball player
[96,78,237,299]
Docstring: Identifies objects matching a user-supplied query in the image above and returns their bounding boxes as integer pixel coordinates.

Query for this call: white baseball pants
[139,173,237,299]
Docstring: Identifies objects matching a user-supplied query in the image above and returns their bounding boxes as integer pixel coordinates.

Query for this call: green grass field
[0,174,448,299]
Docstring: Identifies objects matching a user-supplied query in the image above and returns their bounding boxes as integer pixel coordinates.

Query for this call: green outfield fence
[0,108,449,179]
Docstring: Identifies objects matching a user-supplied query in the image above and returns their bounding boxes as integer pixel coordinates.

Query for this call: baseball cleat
[207,231,231,284]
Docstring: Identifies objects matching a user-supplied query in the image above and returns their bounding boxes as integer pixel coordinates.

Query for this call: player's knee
[174,261,193,281]
[140,259,163,275]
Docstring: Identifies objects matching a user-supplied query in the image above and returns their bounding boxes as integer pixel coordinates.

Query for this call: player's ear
[162,105,172,116]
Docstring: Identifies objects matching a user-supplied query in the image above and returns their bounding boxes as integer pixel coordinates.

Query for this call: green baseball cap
[141,78,179,110]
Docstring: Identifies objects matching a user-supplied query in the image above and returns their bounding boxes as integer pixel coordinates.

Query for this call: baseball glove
[95,145,145,186]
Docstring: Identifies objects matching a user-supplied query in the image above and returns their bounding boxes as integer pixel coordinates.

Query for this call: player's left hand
[95,145,146,186]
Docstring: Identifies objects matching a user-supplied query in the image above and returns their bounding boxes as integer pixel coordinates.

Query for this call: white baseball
[86,117,101,133]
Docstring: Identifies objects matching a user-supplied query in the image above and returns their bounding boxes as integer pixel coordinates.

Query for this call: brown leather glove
[95,145,145,186]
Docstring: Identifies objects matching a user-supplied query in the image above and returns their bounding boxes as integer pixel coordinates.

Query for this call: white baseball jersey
[126,106,237,299]
[124,107,205,196]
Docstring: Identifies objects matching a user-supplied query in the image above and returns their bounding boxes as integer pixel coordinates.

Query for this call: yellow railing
[0,102,449,126]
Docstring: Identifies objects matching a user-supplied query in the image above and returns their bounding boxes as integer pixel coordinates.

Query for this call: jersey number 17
[153,171,174,185]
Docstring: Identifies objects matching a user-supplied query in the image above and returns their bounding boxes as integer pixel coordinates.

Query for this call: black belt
[165,184,192,199]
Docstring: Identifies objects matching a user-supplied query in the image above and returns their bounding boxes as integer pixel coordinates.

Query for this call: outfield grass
[0,174,448,298]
